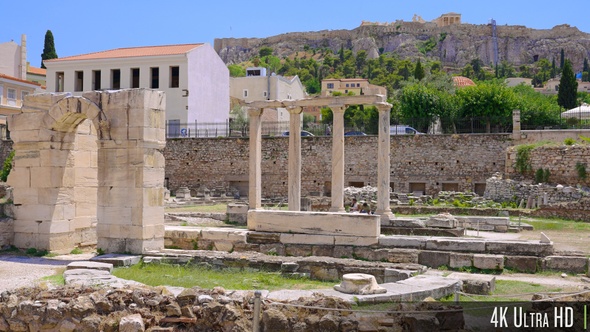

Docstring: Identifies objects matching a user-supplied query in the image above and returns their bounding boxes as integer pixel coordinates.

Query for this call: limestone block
[424,213,456,228]
[8,129,43,143]
[418,251,450,268]
[13,150,41,167]
[334,235,378,246]
[72,187,98,204]
[9,112,45,131]
[47,232,76,252]
[280,233,334,245]
[334,273,387,295]
[0,219,14,247]
[6,167,30,189]
[141,168,165,187]
[248,210,379,237]
[21,92,70,111]
[69,150,94,168]
[213,241,234,252]
[67,261,113,272]
[284,245,312,257]
[309,265,340,281]
[74,167,99,187]
[14,231,40,249]
[449,253,473,269]
[447,272,495,295]
[30,166,65,188]
[543,256,588,274]
[504,255,538,273]
[11,187,39,205]
[227,203,248,224]
[473,254,504,270]
[425,239,486,252]
[119,314,145,332]
[378,236,426,249]
[485,241,553,256]
[72,216,97,231]
[13,204,53,222]
[376,248,419,264]
[75,202,97,218]
[333,246,354,259]
[383,269,414,283]
[201,228,247,243]
[39,150,72,168]
[311,245,334,257]
[392,218,425,228]
[99,206,132,225]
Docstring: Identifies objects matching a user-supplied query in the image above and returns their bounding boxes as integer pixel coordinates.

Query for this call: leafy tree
[228,64,246,77]
[557,59,578,110]
[511,84,561,128]
[414,59,425,81]
[259,47,273,57]
[455,81,516,132]
[0,150,14,182]
[40,30,58,68]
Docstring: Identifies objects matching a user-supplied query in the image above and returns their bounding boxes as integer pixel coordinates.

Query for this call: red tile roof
[27,66,46,75]
[0,73,41,86]
[45,43,204,62]
[453,76,476,87]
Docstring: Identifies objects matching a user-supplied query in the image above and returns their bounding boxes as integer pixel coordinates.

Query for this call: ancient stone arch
[7,89,166,254]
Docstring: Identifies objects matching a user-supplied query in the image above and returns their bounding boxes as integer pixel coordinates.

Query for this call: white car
[389,125,421,135]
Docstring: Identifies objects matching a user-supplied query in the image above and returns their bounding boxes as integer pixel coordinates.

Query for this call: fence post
[253,290,261,332]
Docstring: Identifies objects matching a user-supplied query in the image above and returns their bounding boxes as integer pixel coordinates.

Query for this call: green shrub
[534,168,550,183]
[515,144,534,174]
[576,162,587,180]
[0,150,14,182]
[564,137,576,145]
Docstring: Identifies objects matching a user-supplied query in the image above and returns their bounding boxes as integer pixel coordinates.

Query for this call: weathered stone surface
[418,251,450,268]
[425,238,485,252]
[485,241,553,257]
[66,261,113,272]
[447,272,495,295]
[334,273,386,295]
[449,253,472,269]
[119,314,145,332]
[504,255,539,273]
[543,256,589,274]
[473,254,504,270]
[248,210,379,237]
[424,213,457,228]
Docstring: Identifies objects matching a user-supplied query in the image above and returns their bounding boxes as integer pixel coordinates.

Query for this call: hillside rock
[215,22,590,71]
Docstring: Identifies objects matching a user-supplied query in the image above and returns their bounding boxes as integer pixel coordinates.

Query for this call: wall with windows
[163,134,510,197]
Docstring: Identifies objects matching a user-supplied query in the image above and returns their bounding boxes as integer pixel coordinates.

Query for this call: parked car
[281,130,315,137]
[389,125,421,135]
[344,131,367,136]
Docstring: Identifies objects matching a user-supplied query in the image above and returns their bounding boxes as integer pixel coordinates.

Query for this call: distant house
[26,65,46,87]
[505,77,532,87]
[43,43,229,134]
[230,67,306,123]
[538,78,590,94]
[0,73,42,138]
[321,78,386,97]
[0,35,27,80]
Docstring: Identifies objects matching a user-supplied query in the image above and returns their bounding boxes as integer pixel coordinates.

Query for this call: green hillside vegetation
[229,47,590,133]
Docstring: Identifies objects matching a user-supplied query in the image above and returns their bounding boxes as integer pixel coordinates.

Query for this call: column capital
[247,108,264,117]
[329,105,346,114]
[287,106,303,114]
[376,102,392,112]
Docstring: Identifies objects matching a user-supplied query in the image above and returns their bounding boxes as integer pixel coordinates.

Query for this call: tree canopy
[557,59,578,110]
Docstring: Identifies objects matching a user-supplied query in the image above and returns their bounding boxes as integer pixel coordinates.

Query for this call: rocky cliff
[214,22,590,71]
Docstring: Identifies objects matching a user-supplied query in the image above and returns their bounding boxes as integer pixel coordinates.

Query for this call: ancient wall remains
[164,134,511,198]
[505,144,590,186]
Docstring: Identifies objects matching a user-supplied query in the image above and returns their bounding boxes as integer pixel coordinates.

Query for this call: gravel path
[0,253,95,293]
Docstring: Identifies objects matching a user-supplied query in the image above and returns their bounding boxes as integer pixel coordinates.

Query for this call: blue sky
[4,0,589,67]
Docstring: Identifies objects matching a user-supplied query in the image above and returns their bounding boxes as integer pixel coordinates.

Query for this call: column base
[376,210,395,225]
[329,206,346,213]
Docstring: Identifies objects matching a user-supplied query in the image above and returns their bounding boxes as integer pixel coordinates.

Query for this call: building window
[56,72,64,92]
[327,83,334,89]
[7,88,16,101]
[345,84,349,87]
[243,89,248,98]
[93,70,101,90]
[131,68,140,88]
[170,66,179,88]
[74,71,84,91]
[111,69,121,89]
[150,67,159,89]
[357,83,360,87]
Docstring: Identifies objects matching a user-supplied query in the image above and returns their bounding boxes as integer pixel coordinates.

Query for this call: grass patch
[165,203,228,213]
[113,262,335,290]
[41,268,66,287]
[70,248,83,255]
[514,216,590,231]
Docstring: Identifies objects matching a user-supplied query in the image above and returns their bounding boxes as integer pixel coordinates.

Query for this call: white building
[230,67,306,122]
[43,43,229,131]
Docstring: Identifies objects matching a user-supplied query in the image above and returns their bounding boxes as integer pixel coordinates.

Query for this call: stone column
[375,103,395,223]
[248,108,263,210]
[330,106,346,212]
[288,106,303,211]
[512,109,521,141]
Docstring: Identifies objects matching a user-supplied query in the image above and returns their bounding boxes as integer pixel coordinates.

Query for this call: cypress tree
[41,30,58,68]
[557,59,578,110]
[414,59,425,81]
[560,49,565,70]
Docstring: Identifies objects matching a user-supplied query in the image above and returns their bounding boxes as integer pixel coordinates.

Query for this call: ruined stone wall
[0,140,12,169]
[484,177,587,204]
[164,134,511,197]
[505,144,590,186]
